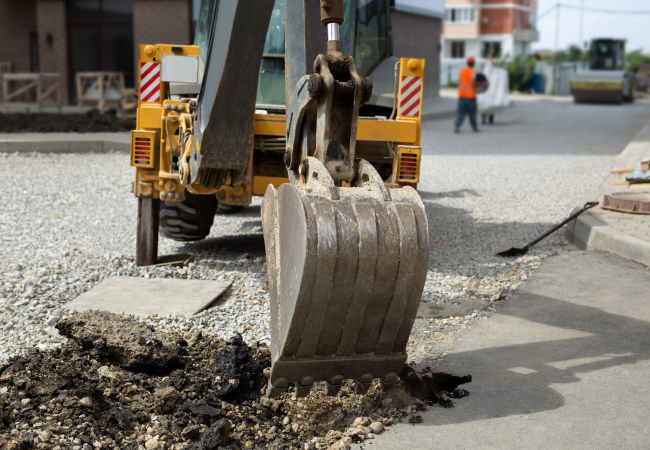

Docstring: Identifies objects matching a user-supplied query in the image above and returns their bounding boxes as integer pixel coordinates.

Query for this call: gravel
[0,105,617,363]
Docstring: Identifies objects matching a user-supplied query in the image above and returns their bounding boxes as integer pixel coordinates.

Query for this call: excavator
[130,0,429,398]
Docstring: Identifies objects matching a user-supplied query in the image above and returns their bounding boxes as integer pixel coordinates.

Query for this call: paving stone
[64,276,232,316]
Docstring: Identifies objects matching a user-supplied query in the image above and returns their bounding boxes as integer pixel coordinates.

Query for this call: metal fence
[554,61,589,96]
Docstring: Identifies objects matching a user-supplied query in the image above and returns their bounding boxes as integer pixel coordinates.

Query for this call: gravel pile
[0,146,612,361]
[0,110,135,133]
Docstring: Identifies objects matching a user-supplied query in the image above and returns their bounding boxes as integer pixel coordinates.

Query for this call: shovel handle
[524,202,599,250]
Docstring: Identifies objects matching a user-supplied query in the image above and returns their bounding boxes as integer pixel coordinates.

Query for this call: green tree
[626,49,650,73]
[556,44,586,63]
[495,54,537,92]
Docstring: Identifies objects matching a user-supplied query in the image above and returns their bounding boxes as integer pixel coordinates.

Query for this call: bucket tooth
[294,376,315,398]
[325,375,344,397]
[354,373,374,395]
[380,372,399,392]
[261,157,429,394]
[266,378,288,399]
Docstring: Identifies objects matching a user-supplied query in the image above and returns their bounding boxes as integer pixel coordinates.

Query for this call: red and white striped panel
[399,75,422,117]
[140,62,161,103]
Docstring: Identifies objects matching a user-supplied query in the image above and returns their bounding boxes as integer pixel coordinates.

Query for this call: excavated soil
[0,312,471,450]
[0,110,135,133]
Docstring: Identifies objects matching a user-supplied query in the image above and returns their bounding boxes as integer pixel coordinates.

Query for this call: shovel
[497,202,599,257]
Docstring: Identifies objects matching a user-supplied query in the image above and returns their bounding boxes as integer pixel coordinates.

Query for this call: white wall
[441,38,480,59]
[395,0,445,19]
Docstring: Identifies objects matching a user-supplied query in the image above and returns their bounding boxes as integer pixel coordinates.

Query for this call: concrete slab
[354,251,650,450]
[64,276,232,316]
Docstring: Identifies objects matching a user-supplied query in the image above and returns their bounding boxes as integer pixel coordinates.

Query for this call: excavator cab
[589,39,625,71]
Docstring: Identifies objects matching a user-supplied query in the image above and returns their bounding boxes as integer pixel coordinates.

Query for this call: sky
[533,0,650,53]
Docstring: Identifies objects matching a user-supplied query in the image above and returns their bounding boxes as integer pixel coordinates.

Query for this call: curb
[0,135,129,153]
[566,118,650,268]
[567,211,650,267]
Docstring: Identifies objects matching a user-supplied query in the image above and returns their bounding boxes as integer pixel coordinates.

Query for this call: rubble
[56,311,183,374]
[0,311,471,450]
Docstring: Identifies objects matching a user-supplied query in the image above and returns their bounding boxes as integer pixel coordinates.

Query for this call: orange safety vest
[458,67,476,99]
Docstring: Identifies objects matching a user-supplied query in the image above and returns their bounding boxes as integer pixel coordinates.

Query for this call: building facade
[0,0,443,104]
[392,0,445,98]
[0,0,193,103]
[441,0,539,60]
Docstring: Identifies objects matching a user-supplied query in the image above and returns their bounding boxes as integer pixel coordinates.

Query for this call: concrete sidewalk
[0,132,129,153]
[421,95,457,120]
[567,120,650,267]
[356,251,650,449]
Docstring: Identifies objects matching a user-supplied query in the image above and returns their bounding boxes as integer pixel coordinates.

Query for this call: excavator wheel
[159,192,218,241]
[261,158,429,398]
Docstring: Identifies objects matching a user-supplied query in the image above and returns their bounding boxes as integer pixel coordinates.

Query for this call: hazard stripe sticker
[399,76,422,117]
[140,62,161,103]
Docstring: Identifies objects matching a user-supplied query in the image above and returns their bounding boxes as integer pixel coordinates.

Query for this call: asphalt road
[353,99,650,449]
[357,250,650,450]
[422,97,650,155]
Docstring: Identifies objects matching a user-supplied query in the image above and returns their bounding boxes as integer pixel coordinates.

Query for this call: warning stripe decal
[399,76,422,117]
[140,62,161,103]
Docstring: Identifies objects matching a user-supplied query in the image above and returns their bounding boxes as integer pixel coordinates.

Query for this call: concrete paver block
[64,276,232,316]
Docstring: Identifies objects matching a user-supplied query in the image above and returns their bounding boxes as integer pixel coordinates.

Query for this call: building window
[30,33,40,73]
[446,7,476,24]
[451,41,465,59]
[354,0,389,76]
[482,42,502,58]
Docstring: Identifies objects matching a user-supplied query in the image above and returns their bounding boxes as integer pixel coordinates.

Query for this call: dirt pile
[56,311,184,374]
[0,311,471,450]
[0,110,135,133]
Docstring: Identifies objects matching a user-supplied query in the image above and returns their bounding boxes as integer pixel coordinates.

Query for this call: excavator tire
[216,203,245,214]
[261,158,429,398]
[159,192,218,241]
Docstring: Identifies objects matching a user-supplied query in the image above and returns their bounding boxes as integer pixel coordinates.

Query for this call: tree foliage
[555,44,587,63]
[495,54,537,92]
[626,49,650,73]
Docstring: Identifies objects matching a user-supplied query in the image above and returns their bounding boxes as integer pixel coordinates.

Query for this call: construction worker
[455,56,487,133]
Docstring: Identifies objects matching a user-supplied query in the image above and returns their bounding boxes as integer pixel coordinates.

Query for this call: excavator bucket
[261,158,429,397]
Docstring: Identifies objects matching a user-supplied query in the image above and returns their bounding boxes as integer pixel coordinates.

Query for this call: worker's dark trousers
[455,97,478,130]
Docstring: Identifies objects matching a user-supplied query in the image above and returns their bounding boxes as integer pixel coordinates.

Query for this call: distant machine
[571,38,636,104]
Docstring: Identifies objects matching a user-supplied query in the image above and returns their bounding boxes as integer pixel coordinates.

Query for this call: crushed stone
[0,311,471,450]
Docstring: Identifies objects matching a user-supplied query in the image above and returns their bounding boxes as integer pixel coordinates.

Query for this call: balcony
[513,27,539,42]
